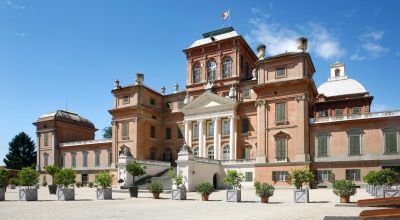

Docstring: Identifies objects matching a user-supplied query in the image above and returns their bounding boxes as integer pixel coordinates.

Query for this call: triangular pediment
[181,91,237,116]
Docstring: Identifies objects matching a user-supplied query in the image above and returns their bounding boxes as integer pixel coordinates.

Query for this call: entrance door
[213,173,218,189]
[82,174,88,186]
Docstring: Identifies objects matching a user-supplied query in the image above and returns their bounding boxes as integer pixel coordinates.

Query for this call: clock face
[208,61,216,71]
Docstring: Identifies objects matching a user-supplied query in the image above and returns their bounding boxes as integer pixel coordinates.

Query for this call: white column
[229,115,235,160]
[198,119,204,157]
[36,134,40,171]
[213,118,219,160]
[184,120,189,144]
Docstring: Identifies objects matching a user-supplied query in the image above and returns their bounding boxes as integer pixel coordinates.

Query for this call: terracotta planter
[340,195,350,203]
[152,193,160,199]
[201,194,209,201]
[261,196,269,203]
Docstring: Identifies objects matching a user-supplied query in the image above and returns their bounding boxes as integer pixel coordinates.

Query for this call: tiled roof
[39,110,94,126]
[317,78,367,97]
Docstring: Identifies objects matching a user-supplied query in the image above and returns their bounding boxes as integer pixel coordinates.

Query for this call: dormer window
[222,57,232,78]
[352,107,361,115]
[207,60,217,81]
[193,64,201,84]
[275,68,286,78]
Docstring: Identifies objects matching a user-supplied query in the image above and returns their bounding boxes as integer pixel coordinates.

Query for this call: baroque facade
[34,27,400,188]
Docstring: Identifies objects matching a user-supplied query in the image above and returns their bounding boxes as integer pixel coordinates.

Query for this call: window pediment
[273,131,290,139]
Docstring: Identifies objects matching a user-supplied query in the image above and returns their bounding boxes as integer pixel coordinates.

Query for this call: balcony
[310,110,400,124]
[220,159,256,165]
[60,139,112,147]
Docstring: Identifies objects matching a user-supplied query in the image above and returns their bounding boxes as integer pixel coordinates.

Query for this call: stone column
[229,115,235,160]
[198,119,204,157]
[184,120,190,144]
[256,100,267,163]
[36,133,41,171]
[213,118,219,159]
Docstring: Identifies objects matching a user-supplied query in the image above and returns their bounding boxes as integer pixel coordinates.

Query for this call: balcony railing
[310,110,400,124]
[193,156,221,165]
[136,160,171,167]
[220,159,256,165]
[60,139,112,147]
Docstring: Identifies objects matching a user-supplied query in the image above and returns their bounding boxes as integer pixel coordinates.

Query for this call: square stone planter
[375,187,384,198]
[383,188,400,198]
[172,186,186,200]
[96,188,112,200]
[57,188,75,201]
[19,188,38,201]
[294,188,309,203]
[226,189,241,202]
[0,188,5,201]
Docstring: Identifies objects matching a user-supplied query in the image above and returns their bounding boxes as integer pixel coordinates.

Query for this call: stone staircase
[136,167,174,190]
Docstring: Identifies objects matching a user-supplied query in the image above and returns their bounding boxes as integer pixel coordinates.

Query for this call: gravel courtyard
[0,187,381,220]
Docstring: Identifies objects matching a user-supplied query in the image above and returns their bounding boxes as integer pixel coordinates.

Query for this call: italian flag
[222,9,230,20]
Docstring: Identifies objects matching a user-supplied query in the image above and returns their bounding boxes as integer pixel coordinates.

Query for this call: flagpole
[228,9,231,27]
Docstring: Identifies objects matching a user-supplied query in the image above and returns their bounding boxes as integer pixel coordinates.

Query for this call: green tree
[3,132,37,170]
[102,126,112,139]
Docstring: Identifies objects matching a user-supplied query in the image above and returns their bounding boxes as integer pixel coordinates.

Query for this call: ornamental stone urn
[172,185,187,200]
[294,188,309,203]
[96,188,112,200]
[19,188,38,201]
[0,188,5,201]
[226,189,241,202]
[57,188,75,201]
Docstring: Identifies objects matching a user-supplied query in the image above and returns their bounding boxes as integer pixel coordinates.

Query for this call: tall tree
[3,132,37,170]
[102,126,112,139]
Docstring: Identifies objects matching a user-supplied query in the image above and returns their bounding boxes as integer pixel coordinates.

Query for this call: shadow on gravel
[323,217,358,220]
[310,201,330,203]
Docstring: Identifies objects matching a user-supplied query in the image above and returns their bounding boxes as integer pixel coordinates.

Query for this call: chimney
[135,73,144,85]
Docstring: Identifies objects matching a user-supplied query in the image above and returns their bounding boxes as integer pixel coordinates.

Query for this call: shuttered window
[122,122,129,139]
[276,103,286,124]
[71,153,76,168]
[349,134,361,155]
[242,118,249,133]
[385,132,398,153]
[317,135,328,157]
[245,172,253,182]
[276,139,286,161]
[165,128,172,140]
[177,125,184,139]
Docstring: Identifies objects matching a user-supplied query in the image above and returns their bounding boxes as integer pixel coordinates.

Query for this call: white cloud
[362,42,390,58]
[350,54,366,61]
[246,18,344,60]
[395,51,400,57]
[362,31,384,41]
[15,32,25,37]
[5,0,26,10]
[352,30,390,60]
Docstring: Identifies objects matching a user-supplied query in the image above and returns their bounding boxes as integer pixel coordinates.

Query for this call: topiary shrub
[125,161,146,185]
[9,178,18,186]
[375,169,399,187]
[94,171,113,188]
[88,182,94,188]
[289,168,314,190]
[363,170,378,186]
[18,167,39,188]
[168,168,185,188]
[224,170,244,190]
[44,165,60,186]
[333,180,357,197]
[76,182,82,188]
[195,182,214,196]
[42,181,48,187]
[254,182,275,198]
[0,169,9,188]
[55,168,76,188]
[147,181,164,194]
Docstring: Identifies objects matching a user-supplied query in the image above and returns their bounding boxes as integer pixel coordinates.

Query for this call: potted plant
[94,171,113,200]
[118,179,124,188]
[42,181,47,187]
[88,182,94,188]
[255,182,275,203]
[76,182,82,188]
[18,167,40,201]
[9,178,18,189]
[224,170,244,202]
[0,169,9,201]
[44,165,60,194]
[289,168,314,203]
[55,168,76,201]
[195,182,214,201]
[125,161,146,198]
[168,168,186,200]
[373,169,400,198]
[363,170,377,195]
[332,179,356,203]
[147,181,163,199]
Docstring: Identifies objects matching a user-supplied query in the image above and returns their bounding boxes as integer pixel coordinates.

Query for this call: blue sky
[1,0,399,165]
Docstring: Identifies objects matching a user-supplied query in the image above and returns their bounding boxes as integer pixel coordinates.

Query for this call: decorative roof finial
[135,73,144,85]
[161,86,166,95]
[297,37,308,52]
[257,44,266,60]
[174,83,179,93]
[114,79,121,89]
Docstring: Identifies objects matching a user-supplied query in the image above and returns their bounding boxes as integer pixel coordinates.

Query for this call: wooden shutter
[242,119,249,133]
[272,171,277,181]
[276,103,286,123]
[385,132,397,153]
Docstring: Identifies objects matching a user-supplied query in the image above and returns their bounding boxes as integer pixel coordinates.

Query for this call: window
[151,126,156,138]
[193,146,199,157]
[243,88,251,99]
[222,58,232,78]
[335,109,343,116]
[150,149,156,160]
[335,69,340,77]
[44,133,49,146]
[245,172,253,182]
[108,149,112,167]
[43,153,49,167]
[177,125,184,139]
[82,152,88,167]
[352,107,361,114]
[165,102,172,109]
[242,118,249,133]
[165,127,172,140]
[193,123,199,139]
[276,139,286,161]
[276,103,287,124]
[243,146,251,159]
[193,64,201,83]
[122,122,129,139]
[95,150,101,167]
[222,145,230,160]
[317,170,332,182]
[207,121,214,137]
[207,60,217,81]
[272,171,289,181]
[222,119,230,136]
[123,95,129,104]
[348,130,362,155]
[275,68,286,78]
[383,129,398,154]
[346,169,361,181]
[150,98,156,105]
[320,110,328,117]
[317,135,329,157]
[207,145,215,159]
[60,154,65,168]
[71,152,76,168]
[163,149,172,162]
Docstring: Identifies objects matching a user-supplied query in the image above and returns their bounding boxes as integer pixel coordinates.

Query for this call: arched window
[193,64,201,83]
[222,58,232,78]
[335,69,340,77]
[208,145,215,159]
[163,148,173,162]
[207,60,217,81]
[193,146,199,157]
[222,145,230,160]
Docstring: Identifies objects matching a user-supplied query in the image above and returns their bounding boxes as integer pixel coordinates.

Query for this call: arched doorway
[213,173,218,189]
